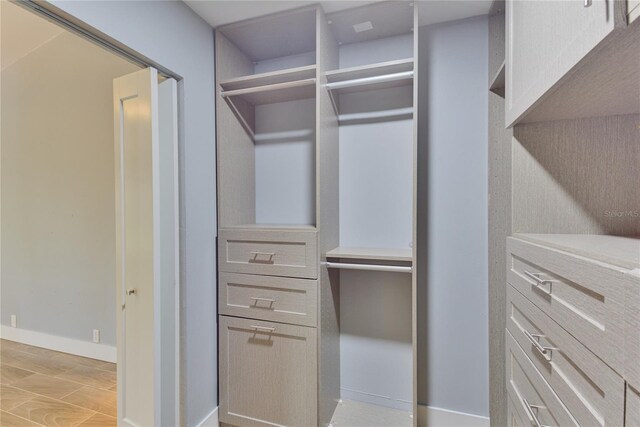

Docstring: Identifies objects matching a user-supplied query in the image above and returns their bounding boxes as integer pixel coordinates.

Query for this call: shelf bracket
[222,96,255,141]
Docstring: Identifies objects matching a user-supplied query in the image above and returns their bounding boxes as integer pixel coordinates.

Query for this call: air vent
[353,21,373,33]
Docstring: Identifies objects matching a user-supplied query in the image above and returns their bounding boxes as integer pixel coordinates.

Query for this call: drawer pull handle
[523,330,558,361]
[250,251,275,257]
[584,0,592,7]
[250,297,276,303]
[250,325,276,333]
[523,270,553,295]
[523,398,549,427]
[249,251,276,264]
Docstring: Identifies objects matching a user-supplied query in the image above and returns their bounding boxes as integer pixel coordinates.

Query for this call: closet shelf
[220,78,316,105]
[220,65,316,91]
[224,223,317,231]
[325,58,414,94]
[514,233,640,270]
[326,246,412,262]
[489,60,505,98]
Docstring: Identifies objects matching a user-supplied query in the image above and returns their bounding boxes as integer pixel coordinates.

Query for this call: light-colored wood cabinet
[629,0,640,22]
[507,396,526,427]
[627,383,640,427]
[219,316,318,427]
[218,272,318,327]
[505,0,626,126]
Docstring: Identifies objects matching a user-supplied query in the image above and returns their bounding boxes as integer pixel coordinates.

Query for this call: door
[113,67,179,427]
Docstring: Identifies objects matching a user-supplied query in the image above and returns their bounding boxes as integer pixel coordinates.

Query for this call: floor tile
[77,413,116,427]
[7,352,75,377]
[0,410,43,427]
[9,396,94,427]
[0,385,35,411]
[10,374,83,400]
[52,353,106,370]
[0,365,36,385]
[96,362,116,373]
[56,366,116,390]
[62,386,116,417]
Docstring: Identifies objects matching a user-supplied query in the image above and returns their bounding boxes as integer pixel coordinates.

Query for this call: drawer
[627,383,640,427]
[507,395,527,427]
[507,237,627,374]
[219,316,317,427]
[625,269,640,389]
[218,228,318,279]
[506,329,578,427]
[507,284,624,427]
[218,272,317,327]
[629,0,640,23]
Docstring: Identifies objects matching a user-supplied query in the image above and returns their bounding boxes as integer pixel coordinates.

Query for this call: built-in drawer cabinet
[625,269,640,390]
[218,228,318,279]
[219,272,318,327]
[507,237,628,374]
[506,330,578,427]
[219,316,318,427]
[507,396,526,427]
[507,284,625,427]
[629,0,640,23]
[627,384,640,427]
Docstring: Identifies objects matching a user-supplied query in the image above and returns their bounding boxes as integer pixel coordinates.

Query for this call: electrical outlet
[92,329,100,343]
[10,315,17,328]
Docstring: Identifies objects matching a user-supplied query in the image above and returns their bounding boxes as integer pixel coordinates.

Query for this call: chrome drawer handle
[250,251,275,257]
[523,270,553,295]
[584,0,592,7]
[523,329,558,361]
[250,325,275,333]
[250,297,276,303]
[523,398,549,427]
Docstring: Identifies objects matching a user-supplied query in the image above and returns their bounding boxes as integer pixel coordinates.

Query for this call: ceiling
[0,1,64,71]
[185,0,493,29]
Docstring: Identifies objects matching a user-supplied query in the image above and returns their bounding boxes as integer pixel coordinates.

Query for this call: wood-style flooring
[0,339,116,427]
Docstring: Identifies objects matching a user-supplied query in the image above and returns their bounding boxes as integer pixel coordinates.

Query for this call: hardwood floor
[0,339,116,427]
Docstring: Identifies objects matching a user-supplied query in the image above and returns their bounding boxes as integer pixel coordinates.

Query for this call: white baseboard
[0,325,116,362]
[194,407,218,427]
[340,388,412,412]
[418,404,490,427]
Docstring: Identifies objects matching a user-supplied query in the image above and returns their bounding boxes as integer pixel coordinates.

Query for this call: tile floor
[0,339,116,427]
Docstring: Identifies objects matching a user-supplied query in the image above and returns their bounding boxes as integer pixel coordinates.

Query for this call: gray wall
[45,1,218,425]
[418,16,489,417]
[1,31,138,347]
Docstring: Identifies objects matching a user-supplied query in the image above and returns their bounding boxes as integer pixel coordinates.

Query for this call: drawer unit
[629,0,640,23]
[219,316,318,427]
[219,272,318,327]
[507,284,624,427]
[507,396,526,427]
[507,237,627,374]
[218,228,318,279]
[625,269,640,389]
[627,383,640,427]
[506,330,578,427]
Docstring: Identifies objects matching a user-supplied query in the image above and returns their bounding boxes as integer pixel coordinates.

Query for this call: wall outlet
[10,315,17,328]
[92,329,100,343]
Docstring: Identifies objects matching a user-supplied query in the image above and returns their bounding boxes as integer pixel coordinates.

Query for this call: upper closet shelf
[220,65,317,105]
[325,58,414,94]
[489,60,505,98]
[325,246,413,273]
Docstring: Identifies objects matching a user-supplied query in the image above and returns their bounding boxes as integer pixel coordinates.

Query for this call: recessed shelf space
[489,60,505,98]
[325,58,414,94]
[325,247,413,273]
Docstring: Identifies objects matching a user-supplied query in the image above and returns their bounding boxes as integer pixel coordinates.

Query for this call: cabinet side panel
[316,8,341,427]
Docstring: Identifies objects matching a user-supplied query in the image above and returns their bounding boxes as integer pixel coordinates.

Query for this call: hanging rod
[325,71,414,91]
[220,78,316,98]
[324,262,413,273]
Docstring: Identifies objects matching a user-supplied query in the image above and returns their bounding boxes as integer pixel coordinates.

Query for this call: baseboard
[194,406,218,427]
[418,404,490,427]
[340,387,412,412]
[0,325,116,362]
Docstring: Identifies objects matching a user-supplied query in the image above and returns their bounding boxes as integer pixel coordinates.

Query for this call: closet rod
[324,262,413,273]
[220,78,316,98]
[325,71,414,91]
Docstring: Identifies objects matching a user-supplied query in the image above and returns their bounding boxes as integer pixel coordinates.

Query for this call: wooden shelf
[224,223,317,231]
[325,58,414,95]
[221,78,316,105]
[489,60,505,98]
[326,246,412,263]
[514,233,640,270]
[220,65,316,91]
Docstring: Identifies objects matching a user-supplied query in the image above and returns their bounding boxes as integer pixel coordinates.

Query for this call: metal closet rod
[325,71,414,91]
[220,78,316,98]
[324,262,413,273]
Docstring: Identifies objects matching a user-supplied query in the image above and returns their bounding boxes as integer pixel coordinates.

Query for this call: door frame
[12,0,183,423]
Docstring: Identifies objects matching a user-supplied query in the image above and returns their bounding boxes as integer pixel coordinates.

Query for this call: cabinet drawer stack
[506,235,640,427]
[218,227,319,426]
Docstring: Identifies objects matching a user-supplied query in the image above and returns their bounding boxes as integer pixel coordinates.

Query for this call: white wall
[44,1,218,425]
[418,16,489,417]
[1,31,138,347]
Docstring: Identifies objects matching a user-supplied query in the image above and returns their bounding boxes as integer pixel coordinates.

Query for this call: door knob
[127,289,137,296]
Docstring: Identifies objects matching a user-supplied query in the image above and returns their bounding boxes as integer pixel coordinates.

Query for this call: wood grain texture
[0,411,41,427]
[56,367,116,391]
[218,316,317,427]
[8,375,83,401]
[411,4,419,424]
[507,285,624,427]
[0,386,35,412]
[0,366,35,385]
[627,383,640,427]
[625,269,640,389]
[316,8,341,427]
[76,413,116,427]
[218,272,318,327]
[216,32,257,227]
[9,396,94,427]
[505,330,578,427]
[507,237,628,376]
[506,395,525,427]
[62,386,117,417]
[512,114,640,235]
[488,8,510,427]
[326,247,412,262]
[630,0,640,22]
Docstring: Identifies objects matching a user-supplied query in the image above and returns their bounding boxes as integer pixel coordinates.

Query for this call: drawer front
[219,316,317,427]
[625,270,640,389]
[507,237,627,373]
[507,284,624,427]
[629,0,640,23]
[627,384,640,427]
[219,272,318,327]
[507,396,527,427]
[219,228,318,279]
[506,329,578,427]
